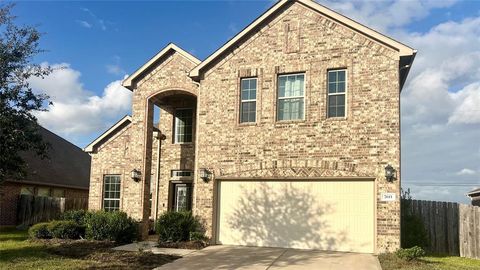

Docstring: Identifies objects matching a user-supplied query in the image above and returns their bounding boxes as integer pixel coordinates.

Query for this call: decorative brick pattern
[88,1,404,253]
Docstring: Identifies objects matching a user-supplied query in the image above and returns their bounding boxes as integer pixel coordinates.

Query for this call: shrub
[28,222,52,239]
[85,211,138,243]
[47,220,85,239]
[189,231,208,242]
[395,246,426,261]
[155,211,204,242]
[60,210,88,226]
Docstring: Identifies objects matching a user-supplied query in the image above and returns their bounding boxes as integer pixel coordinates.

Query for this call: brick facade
[87,0,413,253]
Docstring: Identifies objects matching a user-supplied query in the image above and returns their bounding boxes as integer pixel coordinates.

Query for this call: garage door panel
[217,180,374,253]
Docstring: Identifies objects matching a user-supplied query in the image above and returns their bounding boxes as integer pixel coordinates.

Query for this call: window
[277,73,305,121]
[240,78,257,123]
[327,69,347,118]
[20,186,35,195]
[52,188,65,198]
[103,175,121,212]
[174,108,193,143]
[37,187,50,197]
[171,170,193,178]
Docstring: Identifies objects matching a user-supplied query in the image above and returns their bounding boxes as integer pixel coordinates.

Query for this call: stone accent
[88,1,404,253]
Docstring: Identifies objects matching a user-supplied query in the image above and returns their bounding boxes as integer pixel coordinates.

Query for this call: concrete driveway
[154,245,382,270]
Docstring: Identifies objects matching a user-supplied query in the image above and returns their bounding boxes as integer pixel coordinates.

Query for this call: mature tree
[0,4,52,184]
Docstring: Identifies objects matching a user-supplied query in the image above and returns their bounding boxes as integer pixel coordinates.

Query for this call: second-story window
[277,73,305,121]
[174,108,193,143]
[240,78,257,123]
[327,69,347,118]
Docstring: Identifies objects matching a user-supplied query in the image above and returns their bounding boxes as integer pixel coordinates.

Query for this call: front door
[173,183,192,211]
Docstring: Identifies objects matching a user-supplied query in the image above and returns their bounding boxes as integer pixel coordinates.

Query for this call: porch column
[126,93,154,238]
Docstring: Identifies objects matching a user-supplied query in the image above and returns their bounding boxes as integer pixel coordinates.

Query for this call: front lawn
[0,227,179,270]
[379,253,480,270]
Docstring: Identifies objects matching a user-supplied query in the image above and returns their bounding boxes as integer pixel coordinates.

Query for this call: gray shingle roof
[15,126,91,189]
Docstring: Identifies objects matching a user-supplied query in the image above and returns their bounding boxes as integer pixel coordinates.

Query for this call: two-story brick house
[84,0,415,253]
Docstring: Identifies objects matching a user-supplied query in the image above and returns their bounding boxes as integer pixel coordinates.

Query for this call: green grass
[379,253,480,270]
[0,227,90,270]
[0,227,178,269]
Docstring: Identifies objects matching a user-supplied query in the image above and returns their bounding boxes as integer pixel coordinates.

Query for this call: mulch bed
[157,240,207,250]
[31,239,180,270]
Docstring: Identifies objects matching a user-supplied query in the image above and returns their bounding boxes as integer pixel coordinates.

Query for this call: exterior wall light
[199,168,212,182]
[131,169,142,182]
[385,164,396,182]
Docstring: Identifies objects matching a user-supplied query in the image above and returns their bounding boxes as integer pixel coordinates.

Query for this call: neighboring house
[84,0,415,254]
[0,126,91,226]
[467,188,480,207]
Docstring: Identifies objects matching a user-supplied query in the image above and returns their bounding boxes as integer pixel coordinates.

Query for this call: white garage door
[216,180,375,253]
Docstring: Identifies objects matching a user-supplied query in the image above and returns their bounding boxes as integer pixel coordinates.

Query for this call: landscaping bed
[379,252,480,270]
[0,228,180,270]
[157,240,206,250]
[155,211,209,250]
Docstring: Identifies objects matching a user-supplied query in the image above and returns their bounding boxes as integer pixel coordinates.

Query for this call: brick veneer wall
[193,2,401,253]
[88,124,159,216]
[89,1,404,252]
[0,182,21,226]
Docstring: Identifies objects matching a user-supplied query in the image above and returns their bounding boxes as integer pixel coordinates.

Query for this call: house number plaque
[381,193,396,202]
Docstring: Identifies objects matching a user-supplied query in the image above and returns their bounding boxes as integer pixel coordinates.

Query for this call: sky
[11,0,480,203]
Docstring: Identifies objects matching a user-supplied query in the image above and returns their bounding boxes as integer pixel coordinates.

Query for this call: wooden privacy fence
[17,194,88,227]
[405,199,480,259]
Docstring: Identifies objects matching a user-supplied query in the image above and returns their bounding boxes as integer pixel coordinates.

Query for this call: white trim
[327,69,348,119]
[123,43,201,90]
[189,0,415,78]
[84,115,132,153]
[277,73,306,121]
[102,175,121,212]
[239,77,258,123]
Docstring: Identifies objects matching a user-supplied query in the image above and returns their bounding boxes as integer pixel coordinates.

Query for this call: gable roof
[189,0,416,79]
[84,115,132,153]
[11,126,91,189]
[84,115,161,153]
[467,188,480,197]
[122,43,201,90]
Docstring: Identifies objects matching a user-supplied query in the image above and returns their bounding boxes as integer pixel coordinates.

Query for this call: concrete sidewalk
[154,245,382,270]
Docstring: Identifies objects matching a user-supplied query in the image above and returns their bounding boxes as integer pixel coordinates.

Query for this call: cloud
[106,64,125,76]
[457,169,476,176]
[76,20,92,29]
[80,7,108,31]
[449,83,480,124]
[318,0,458,32]
[321,0,480,203]
[106,56,126,76]
[397,16,480,203]
[29,63,131,140]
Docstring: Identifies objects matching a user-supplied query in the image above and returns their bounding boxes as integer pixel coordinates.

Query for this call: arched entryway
[142,89,198,233]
